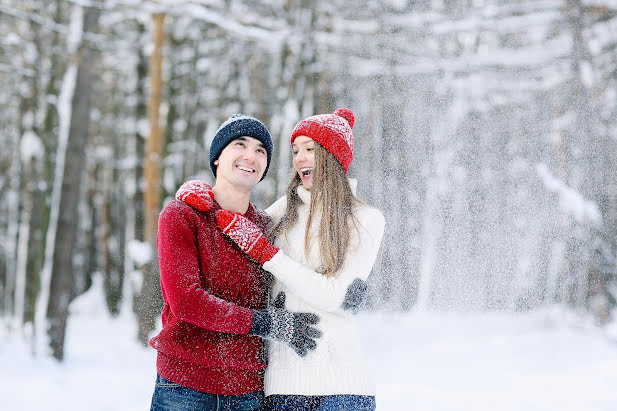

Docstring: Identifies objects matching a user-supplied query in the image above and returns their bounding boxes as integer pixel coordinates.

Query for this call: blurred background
[1,0,616,365]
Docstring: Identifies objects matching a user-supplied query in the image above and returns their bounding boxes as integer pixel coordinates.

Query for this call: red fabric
[149,199,273,395]
[290,107,355,173]
[215,210,280,266]
[175,180,214,212]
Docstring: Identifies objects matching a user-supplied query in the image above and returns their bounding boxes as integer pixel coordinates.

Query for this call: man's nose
[243,148,257,161]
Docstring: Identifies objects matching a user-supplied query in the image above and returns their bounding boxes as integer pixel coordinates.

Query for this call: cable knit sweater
[262,179,385,396]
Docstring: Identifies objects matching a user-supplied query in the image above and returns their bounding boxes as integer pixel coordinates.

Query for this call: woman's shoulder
[354,203,385,232]
[355,203,384,221]
[265,195,287,219]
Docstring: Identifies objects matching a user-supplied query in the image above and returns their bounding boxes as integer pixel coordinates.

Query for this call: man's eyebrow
[235,136,266,149]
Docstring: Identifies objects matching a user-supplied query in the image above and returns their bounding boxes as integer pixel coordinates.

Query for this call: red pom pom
[333,108,354,128]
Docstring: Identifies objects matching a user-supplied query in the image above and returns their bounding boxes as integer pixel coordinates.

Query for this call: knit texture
[290,108,355,173]
[215,209,280,265]
[210,114,273,180]
[249,292,322,357]
[262,179,385,396]
[175,180,214,212]
[266,306,295,343]
[150,199,272,395]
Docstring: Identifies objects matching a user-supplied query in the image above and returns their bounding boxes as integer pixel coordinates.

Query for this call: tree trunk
[44,5,100,360]
[135,13,165,346]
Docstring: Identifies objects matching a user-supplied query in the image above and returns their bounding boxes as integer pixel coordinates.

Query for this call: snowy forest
[1,0,617,364]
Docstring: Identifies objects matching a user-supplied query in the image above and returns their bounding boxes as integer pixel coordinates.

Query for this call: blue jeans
[265,394,376,411]
[150,374,265,411]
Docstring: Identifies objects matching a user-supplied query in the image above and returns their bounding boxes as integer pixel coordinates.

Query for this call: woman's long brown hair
[268,143,360,277]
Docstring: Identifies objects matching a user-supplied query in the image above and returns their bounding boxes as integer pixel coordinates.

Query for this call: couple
[149,108,385,410]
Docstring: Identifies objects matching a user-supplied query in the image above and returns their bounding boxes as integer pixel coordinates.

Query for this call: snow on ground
[2,282,617,411]
[361,310,617,411]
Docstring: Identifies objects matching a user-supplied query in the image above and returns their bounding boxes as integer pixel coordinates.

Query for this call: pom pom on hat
[333,108,354,128]
[290,108,355,173]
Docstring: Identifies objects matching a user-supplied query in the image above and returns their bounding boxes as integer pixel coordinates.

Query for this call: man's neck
[213,182,251,214]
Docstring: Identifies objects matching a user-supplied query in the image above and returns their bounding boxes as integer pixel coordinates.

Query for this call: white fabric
[263,179,385,396]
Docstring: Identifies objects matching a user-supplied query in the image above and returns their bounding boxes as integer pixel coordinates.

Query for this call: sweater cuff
[263,251,284,276]
[248,309,271,336]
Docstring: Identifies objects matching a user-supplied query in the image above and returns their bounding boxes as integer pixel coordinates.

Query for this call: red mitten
[175,180,214,212]
[215,210,279,265]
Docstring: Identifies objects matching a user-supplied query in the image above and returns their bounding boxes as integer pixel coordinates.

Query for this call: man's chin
[231,175,262,191]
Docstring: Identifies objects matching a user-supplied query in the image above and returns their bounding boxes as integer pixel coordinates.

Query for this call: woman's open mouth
[301,168,313,178]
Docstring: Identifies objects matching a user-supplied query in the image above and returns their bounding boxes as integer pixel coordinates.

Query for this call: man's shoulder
[159,199,205,226]
[250,204,272,222]
[161,198,195,215]
[249,203,274,231]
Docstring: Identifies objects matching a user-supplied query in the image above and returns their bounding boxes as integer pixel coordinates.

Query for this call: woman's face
[292,135,316,191]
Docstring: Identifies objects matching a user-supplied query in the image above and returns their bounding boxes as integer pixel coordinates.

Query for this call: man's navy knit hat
[209,114,273,180]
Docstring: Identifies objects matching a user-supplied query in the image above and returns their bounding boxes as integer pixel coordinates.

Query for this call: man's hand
[250,292,322,357]
[176,180,214,212]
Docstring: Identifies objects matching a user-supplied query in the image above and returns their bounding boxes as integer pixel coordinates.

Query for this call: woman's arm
[215,207,385,312]
[263,207,385,312]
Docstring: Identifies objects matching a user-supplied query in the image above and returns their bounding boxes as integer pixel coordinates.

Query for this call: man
[149,114,321,410]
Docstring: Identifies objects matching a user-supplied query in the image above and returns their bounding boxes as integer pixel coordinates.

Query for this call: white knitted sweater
[263,179,385,396]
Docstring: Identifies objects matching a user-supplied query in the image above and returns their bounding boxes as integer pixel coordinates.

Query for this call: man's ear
[214,159,219,166]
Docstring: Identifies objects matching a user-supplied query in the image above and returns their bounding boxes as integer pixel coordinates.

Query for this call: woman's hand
[175,180,214,212]
[215,209,280,265]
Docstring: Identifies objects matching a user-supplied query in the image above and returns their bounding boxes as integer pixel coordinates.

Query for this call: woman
[181,108,384,410]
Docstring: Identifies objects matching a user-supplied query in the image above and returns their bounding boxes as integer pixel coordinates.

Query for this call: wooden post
[136,13,166,345]
[144,13,165,244]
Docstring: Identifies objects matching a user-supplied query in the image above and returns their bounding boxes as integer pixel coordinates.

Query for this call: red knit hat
[290,108,355,173]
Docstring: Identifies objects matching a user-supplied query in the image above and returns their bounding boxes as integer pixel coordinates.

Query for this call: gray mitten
[341,278,368,314]
[250,292,322,357]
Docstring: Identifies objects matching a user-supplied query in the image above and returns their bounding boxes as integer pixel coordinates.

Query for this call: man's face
[214,136,268,191]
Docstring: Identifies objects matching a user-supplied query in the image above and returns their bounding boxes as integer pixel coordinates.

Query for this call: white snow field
[2,281,617,411]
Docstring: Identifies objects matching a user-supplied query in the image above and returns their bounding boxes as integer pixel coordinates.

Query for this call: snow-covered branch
[536,163,602,225]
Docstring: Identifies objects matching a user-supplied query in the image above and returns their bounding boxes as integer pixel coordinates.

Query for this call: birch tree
[34,3,100,360]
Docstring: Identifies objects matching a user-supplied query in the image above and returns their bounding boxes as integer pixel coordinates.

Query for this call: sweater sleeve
[157,200,253,335]
[263,207,385,312]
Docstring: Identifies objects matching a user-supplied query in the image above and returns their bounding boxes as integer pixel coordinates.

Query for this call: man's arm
[157,200,321,356]
[157,200,253,334]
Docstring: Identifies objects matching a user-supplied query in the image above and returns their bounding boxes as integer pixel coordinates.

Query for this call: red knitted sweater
[149,199,272,395]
